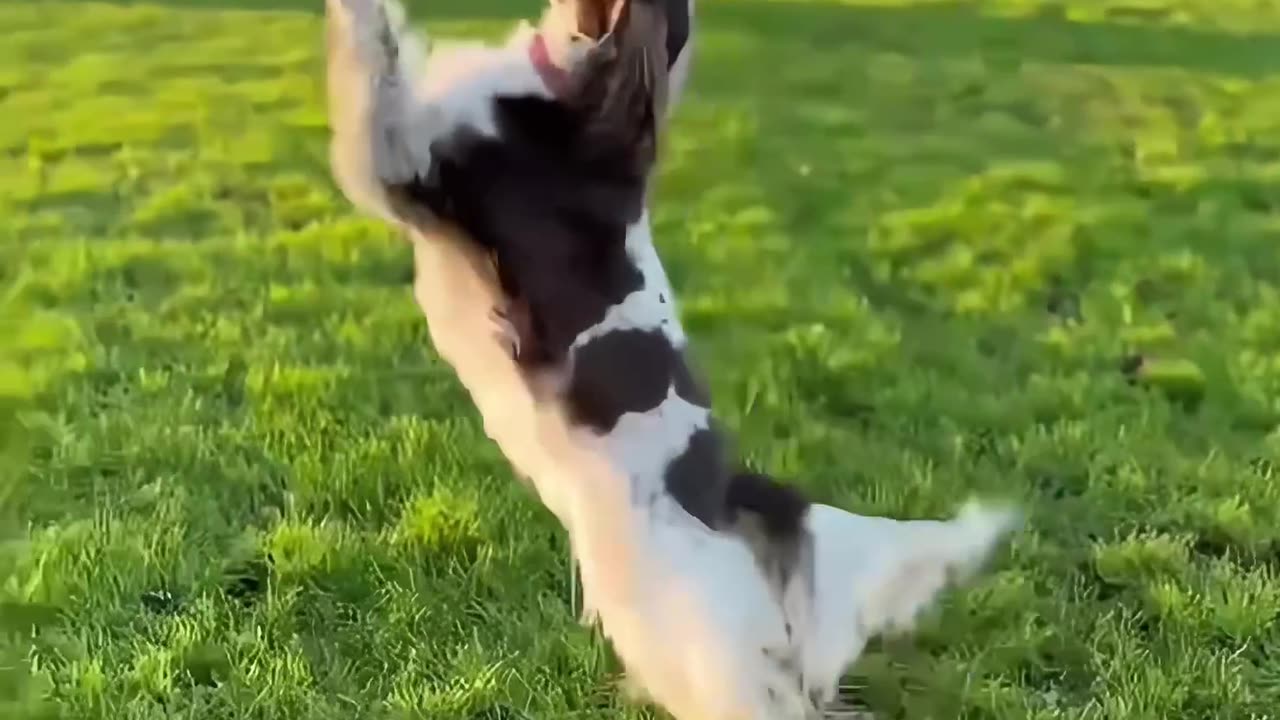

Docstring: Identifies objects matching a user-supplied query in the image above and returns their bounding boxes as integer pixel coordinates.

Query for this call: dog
[325,0,1019,717]
[326,0,697,627]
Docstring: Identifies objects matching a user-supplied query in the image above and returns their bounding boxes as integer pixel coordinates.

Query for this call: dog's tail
[801,499,1019,693]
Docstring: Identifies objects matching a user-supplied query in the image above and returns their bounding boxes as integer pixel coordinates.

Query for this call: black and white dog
[325,0,1018,717]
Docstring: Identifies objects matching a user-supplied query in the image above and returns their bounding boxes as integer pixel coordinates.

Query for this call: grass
[3,0,1280,717]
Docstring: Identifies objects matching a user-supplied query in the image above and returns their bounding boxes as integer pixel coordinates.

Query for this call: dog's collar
[529,33,573,98]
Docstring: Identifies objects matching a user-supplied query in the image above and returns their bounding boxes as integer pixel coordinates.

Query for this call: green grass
[3,0,1280,717]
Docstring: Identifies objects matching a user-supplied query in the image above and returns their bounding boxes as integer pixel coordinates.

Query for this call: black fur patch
[671,351,710,408]
[725,471,810,541]
[663,0,690,69]
[732,491,815,627]
[663,426,730,529]
[383,0,680,370]
[566,328,678,432]
[392,79,652,369]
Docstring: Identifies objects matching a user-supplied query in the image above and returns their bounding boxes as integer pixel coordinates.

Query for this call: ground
[1,0,1279,717]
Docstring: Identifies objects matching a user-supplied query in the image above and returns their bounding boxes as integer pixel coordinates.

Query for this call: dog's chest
[560,232,729,516]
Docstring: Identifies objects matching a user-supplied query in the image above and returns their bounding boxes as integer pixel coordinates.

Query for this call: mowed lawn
[3,0,1280,717]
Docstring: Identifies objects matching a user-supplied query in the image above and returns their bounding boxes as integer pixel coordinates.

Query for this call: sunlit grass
[3,0,1280,717]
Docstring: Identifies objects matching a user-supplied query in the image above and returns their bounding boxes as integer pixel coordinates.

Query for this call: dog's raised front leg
[326,0,443,222]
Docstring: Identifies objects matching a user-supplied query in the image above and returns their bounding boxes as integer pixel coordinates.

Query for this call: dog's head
[553,0,692,73]
[540,0,691,122]
[386,0,678,366]
[570,0,669,171]
[549,0,619,39]
[512,0,672,189]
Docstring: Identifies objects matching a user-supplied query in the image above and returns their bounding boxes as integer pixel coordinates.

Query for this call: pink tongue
[528,33,572,97]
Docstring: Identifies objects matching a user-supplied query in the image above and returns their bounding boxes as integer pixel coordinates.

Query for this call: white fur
[666,0,696,116]
[573,213,687,349]
[325,1,1019,717]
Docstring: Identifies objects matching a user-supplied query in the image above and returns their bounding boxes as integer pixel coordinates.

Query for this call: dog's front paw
[332,0,381,34]
[339,0,392,27]
[334,0,407,69]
